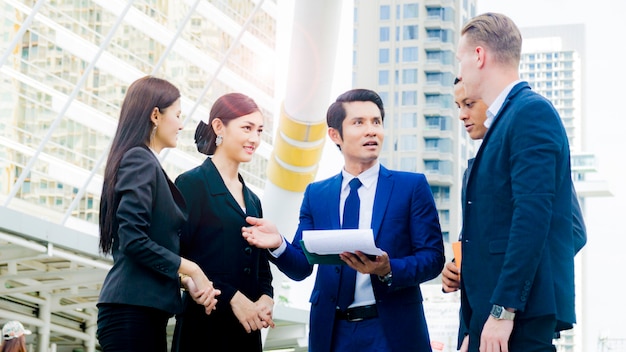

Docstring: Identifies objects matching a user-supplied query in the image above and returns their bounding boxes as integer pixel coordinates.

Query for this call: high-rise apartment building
[351,1,476,350]
[352,0,477,258]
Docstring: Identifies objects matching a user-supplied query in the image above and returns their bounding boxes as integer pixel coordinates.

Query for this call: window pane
[378,70,389,85]
[379,48,389,64]
[380,5,390,20]
[403,3,419,18]
[402,69,418,84]
[401,112,417,128]
[401,91,417,106]
[402,47,418,62]
[379,27,390,41]
[403,25,418,40]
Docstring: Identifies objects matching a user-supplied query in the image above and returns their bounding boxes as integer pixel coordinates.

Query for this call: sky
[476,1,626,349]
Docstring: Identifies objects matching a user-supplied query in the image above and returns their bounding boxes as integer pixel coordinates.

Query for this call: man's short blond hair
[461,12,522,67]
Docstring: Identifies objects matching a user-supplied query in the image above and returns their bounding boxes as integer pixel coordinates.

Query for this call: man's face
[454,83,488,140]
[330,101,384,170]
[456,35,481,100]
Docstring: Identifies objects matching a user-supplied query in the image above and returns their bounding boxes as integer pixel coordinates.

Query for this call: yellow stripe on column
[268,104,327,192]
[267,156,319,192]
[278,104,327,142]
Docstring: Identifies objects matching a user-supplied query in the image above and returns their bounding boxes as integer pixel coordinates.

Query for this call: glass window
[403,25,418,40]
[403,3,419,18]
[402,69,418,84]
[401,91,417,106]
[400,112,417,128]
[379,91,389,107]
[379,70,389,85]
[380,5,390,20]
[425,138,439,151]
[400,157,417,172]
[426,29,452,43]
[427,7,442,19]
[399,135,417,151]
[379,48,390,64]
[380,27,390,41]
[402,47,418,62]
[425,160,440,172]
[438,209,450,225]
[426,72,442,85]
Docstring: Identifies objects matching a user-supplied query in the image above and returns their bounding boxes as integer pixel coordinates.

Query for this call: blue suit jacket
[460,82,577,332]
[272,165,444,352]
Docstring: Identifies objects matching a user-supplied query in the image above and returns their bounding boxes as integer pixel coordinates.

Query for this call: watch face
[491,305,503,317]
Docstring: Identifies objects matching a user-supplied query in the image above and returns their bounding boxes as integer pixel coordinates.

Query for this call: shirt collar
[341,162,380,191]
[485,79,522,128]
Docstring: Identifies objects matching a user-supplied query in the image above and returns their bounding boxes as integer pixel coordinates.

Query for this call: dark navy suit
[460,82,579,344]
[272,165,444,352]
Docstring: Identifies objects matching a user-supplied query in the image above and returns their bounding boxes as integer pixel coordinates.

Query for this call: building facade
[0,0,287,351]
[351,1,477,350]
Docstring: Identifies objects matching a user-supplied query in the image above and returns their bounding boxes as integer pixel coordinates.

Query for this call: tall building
[351,1,476,350]
[0,1,314,351]
[352,0,477,272]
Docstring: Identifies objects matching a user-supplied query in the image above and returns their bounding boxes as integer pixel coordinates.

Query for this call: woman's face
[216,111,264,163]
[152,98,182,153]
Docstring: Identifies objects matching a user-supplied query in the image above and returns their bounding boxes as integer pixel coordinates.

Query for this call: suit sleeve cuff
[269,236,287,257]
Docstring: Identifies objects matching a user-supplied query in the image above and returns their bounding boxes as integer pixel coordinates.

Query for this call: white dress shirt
[270,162,381,308]
[484,79,522,128]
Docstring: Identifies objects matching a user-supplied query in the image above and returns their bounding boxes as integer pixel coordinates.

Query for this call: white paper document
[302,229,383,256]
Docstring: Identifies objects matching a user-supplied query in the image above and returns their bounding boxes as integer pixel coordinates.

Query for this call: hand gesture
[242,216,283,249]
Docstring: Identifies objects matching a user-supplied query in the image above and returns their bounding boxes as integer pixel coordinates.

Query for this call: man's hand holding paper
[301,229,391,275]
[302,229,383,257]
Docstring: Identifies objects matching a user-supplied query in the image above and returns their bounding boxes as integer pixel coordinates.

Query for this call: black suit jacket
[461,82,578,333]
[172,157,273,350]
[98,146,187,315]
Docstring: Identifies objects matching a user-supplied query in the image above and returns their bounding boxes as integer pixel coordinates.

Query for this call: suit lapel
[328,174,342,229]
[201,158,245,216]
[467,82,530,186]
[371,166,393,240]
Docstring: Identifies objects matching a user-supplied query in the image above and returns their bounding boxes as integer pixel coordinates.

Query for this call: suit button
[335,267,340,274]
[243,267,251,275]
[177,229,182,236]
[244,246,252,255]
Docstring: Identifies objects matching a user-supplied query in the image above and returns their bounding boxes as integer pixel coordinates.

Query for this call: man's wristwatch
[378,271,392,286]
[490,305,516,320]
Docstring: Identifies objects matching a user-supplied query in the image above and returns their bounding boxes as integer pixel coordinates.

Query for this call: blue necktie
[337,177,361,311]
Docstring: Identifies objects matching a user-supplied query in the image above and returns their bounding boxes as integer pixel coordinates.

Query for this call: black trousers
[97,303,171,352]
[468,314,557,352]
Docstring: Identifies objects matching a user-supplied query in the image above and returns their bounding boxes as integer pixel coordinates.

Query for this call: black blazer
[461,82,577,331]
[98,146,187,315]
[175,157,273,308]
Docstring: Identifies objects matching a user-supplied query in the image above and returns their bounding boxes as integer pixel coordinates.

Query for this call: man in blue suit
[243,89,445,351]
[456,13,580,352]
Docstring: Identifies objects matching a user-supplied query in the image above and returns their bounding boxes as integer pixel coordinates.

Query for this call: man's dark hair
[326,89,385,144]
[454,77,461,85]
